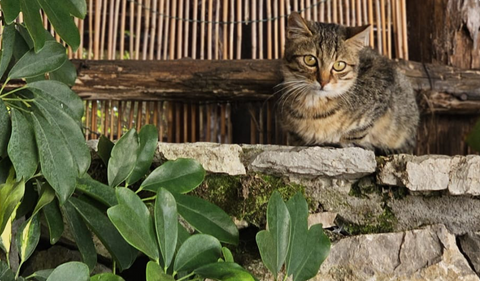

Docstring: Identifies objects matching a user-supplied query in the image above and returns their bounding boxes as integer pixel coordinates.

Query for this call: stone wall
[90,141,480,280]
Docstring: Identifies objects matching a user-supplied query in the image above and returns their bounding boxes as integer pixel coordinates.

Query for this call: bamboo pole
[149,0,158,60]
[184,0,191,57]
[401,0,408,59]
[207,0,213,59]
[191,104,197,142]
[94,0,102,59]
[223,0,229,59]
[327,0,331,22]
[320,0,325,22]
[85,101,91,140]
[273,0,278,58]
[229,0,234,59]
[280,0,285,57]
[380,0,387,55]
[177,0,184,59]
[236,0,242,59]
[108,0,114,59]
[252,0,257,59]
[387,0,392,58]
[267,0,272,59]
[120,0,127,59]
[162,0,171,59]
[117,101,123,139]
[129,0,135,57]
[157,0,165,59]
[112,0,121,59]
[142,0,151,60]
[375,0,382,54]
[333,0,337,23]
[110,101,115,140]
[368,0,374,47]
[200,0,206,59]
[169,0,178,59]
[100,0,107,59]
[192,0,199,59]
[259,0,263,59]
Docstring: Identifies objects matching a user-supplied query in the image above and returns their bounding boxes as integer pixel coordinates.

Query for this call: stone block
[250,146,376,179]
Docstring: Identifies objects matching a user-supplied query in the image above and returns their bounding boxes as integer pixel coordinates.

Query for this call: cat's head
[282,12,370,101]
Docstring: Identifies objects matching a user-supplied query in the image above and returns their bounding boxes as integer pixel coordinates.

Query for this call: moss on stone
[194,173,308,227]
[343,206,397,235]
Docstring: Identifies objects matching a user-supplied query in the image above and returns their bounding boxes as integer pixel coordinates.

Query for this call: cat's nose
[319,79,330,88]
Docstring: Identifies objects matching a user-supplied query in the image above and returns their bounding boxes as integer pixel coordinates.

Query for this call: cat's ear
[345,25,371,50]
[287,12,312,39]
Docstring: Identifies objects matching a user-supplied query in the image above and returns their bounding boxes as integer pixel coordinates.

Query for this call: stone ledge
[378,154,480,196]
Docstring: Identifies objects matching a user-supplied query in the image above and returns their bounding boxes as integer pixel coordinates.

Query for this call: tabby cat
[279,12,419,154]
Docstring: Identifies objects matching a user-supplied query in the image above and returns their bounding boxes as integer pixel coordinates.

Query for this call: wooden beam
[71,59,480,114]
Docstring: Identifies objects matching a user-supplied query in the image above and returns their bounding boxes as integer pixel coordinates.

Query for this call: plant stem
[0,85,27,99]
[0,77,11,96]
[177,272,195,281]
[15,261,23,279]
[142,195,157,202]
[4,102,29,113]
[135,186,144,194]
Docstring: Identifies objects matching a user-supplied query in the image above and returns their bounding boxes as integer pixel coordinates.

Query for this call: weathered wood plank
[69,59,480,114]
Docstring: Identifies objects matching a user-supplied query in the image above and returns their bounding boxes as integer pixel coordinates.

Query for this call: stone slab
[316,224,479,281]
[250,146,376,179]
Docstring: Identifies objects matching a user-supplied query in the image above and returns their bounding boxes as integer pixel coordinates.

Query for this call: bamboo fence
[43,0,409,143]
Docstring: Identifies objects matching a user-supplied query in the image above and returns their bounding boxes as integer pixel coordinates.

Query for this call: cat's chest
[286,110,352,143]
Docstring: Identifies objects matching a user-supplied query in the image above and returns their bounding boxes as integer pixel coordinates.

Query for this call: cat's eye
[303,55,317,66]
[332,61,347,71]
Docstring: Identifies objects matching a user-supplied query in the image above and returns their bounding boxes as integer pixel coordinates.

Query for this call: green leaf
[0,260,15,281]
[0,99,11,157]
[18,0,45,52]
[42,199,64,244]
[31,112,76,204]
[32,183,55,217]
[15,213,41,265]
[141,158,205,193]
[97,135,114,165]
[108,129,139,187]
[0,24,16,80]
[28,80,84,122]
[194,262,257,281]
[27,269,54,281]
[8,41,67,79]
[222,247,234,263]
[91,273,126,281]
[467,119,480,152]
[0,179,25,235]
[256,191,290,277]
[0,202,15,258]
[49,59,77,87]
[174,193,239,245]
[32,95,90,176]
[70,197,137,271]
[146,261,175,281]
[0,158,12,184]
[126,125,158,185]
[46,262,89,281]
[1,0,20,24]
[76,174,118,207]
[36,0,81,51]
[8,109,38,181]
[15,181,37,219]
[107,188,159,261]
[285,192,309,277]
[63,201,97,271]
[155,188,177,270]
[173,234,222,273]
[58,0,87,19]
[291,224,330,281]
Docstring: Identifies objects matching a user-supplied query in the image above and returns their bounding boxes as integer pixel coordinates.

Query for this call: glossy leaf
[291,224,330,281]
[9,41,66,79]
[32,183,55,217]
[194,262,257,281]
[108,129,139,187]
[59,0,87,19]
[12,28,31,61]
[70,197,137,271]
[31,112,76,204]
[0,99,11,157]
[174,193,239,245]
[63,201,97,271]
[91,273,126,281]
[0,203,15,258]
[107,188,159,261]
[42,199,64,244]
[28,80,84,122]
[18,0,45,52]
[173,234,222,273]
[97,135,114,166]
[8,109,38,181]
[155,188,177,269]
[15,181,37,219]
[76,174,117,207]
[37,0,81,51]
[141,158,205,193]
[46,262,89,281]
[0,260,15,281]
[126,124,158,185]
[146,261,175,281]
[0,24,16,80]
[15,214,41,265]
[32,96,90,175]
[1,0,20,24]
[222,247,234,263]
[285,192,309,276]
[49,58,77,86]
[256,191,290,277]
[0,179,25,235]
